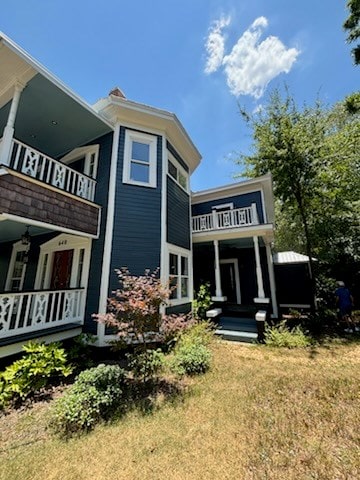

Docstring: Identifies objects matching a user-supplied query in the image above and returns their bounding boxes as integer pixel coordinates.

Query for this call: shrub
[127,349,165,381]
[170,343,211,376]
[0,341,72,409]
[192,283,212,320]
[264,321,312,348]
[95,268,190,350]
[178,321,215,347]
[49,364,126,438]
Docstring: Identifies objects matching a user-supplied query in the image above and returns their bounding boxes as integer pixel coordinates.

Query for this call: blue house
[0,34,278,356]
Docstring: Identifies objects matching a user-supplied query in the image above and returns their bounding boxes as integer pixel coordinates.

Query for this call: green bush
[170,343,211,376]
[192,283,212,320]
[178,321,215,347]
[49,364,126,438]
[264,321,312,348]
[127,349,165,381]
[0,341,72,409]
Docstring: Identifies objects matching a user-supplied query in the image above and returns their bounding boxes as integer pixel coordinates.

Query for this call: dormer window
[167,153,189,192]
[123,130,157,188]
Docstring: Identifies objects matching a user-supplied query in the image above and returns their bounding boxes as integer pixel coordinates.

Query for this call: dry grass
[1,339,360,480]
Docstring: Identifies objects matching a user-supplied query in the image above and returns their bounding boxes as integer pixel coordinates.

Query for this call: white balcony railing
[0,288,84,339]
[8,139,96,201]
[192,204,259,233]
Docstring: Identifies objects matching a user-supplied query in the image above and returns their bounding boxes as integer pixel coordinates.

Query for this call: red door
[50,250,74,289]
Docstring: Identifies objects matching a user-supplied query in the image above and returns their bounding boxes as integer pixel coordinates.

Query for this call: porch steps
[215,315,258,343]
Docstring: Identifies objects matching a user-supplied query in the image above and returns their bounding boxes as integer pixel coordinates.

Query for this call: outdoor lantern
[21,226,31,246]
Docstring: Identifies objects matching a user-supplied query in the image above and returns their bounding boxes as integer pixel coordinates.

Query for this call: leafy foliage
[0,341,72,409]
[343,0,360,64]
[236,88,360,308]
[170,322,214,376]
[127,349,165,381]
[264,321,312,348]
[49,364,126,438]
[95,268,191,350]
[170,343,212,376]
[192,282,212,320]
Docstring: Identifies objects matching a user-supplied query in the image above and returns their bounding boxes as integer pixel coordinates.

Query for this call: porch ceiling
[193,237,265,250]
[0,74,112,158]
[0,219,50,243]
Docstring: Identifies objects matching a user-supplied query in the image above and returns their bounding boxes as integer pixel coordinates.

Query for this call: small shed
[273,251,313,312]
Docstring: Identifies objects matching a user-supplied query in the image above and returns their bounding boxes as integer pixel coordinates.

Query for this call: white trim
[160,136,167,314]
[97,124,120,346]
[192,223,274,243]
[1,167,100,208]
[167,152,189,193]
[260,188,267,223]
[1,213,98,239]
[265,242,278,318]
[60,144,99,179]
[219,258,241,304]
[34,234,91,290]
[5,240,28,291]
[253,236,265,299]
[123,130,157,188]
[167,243,192,306]
[0,32,113,130]
[212,202,234,210]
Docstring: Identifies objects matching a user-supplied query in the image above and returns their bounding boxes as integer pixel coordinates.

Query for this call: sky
[1,0,358,191]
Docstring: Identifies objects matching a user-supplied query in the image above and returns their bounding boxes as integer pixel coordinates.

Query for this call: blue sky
[1,0,358,191]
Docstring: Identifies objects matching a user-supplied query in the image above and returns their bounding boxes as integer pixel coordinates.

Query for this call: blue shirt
[335,287,352,309]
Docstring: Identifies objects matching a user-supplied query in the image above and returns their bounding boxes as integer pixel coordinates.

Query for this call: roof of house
[273,251,312,264]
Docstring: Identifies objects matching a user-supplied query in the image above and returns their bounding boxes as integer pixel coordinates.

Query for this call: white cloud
[204,15,231,74]
[204,15,300,99]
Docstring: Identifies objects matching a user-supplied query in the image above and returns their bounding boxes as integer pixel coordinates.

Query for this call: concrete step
[215,329,258,343]
[218,316,257,333]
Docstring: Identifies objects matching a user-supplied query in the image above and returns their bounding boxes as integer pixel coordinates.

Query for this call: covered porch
[0,219,93,357]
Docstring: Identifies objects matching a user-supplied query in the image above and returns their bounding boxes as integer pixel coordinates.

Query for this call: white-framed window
[123,130,157,188]
[168,249,190,303]
[167,153,189,192]
[60,144,99,179]
[5,242,29,291]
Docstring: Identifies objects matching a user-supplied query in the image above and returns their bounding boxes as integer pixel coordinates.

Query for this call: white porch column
[253,235,265,299]
[265,240,278,318]
[214,239,222,298]
[0,82,25,166]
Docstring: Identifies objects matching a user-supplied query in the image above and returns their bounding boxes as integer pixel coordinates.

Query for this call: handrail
[8,139,96,201]
[192,205,259,233]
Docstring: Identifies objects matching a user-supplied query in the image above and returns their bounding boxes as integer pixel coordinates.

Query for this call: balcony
[192,204,259,233]
[5,139,96,202]
[0,288,84,340]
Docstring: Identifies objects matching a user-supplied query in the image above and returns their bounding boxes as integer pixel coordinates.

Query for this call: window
[167,153,189,192]
[6,242,29,291]
[61,145,99,179]
[169,251,189,301]
[123,131,157,187]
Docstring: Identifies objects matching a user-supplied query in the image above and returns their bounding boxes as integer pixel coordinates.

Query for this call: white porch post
[253,235,265,299]
[214,239,222,298]
[265,240,278,318]
[0,82,24,166]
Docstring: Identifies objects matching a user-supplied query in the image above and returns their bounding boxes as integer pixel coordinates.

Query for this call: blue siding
[192,191,265,224]
[108,127,162,294]
[84,132,114,333]
[167,177,190,250]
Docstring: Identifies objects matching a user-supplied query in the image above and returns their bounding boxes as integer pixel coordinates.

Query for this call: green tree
[236,89,360,308]
[343,0,360,65]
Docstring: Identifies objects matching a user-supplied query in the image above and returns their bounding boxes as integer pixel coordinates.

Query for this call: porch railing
[7,139,96,202]
[192,204,259,233]
[0,288,84,339]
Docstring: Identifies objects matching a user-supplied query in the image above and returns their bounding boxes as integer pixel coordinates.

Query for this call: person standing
[335,281,356,333]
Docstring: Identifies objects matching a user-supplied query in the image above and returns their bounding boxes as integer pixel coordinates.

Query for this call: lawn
[1,339,359,480]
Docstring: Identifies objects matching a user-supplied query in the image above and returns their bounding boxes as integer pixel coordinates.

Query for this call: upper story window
[123,130,157,188]
[167,153,189,192]
[61,145,99,179]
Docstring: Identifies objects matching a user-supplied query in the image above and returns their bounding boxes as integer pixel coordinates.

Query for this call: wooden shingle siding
[192,191,265,224]
[108,127,162,293]
[167,177,190,249]
[0,173,99,235]
[83,132,113,333]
